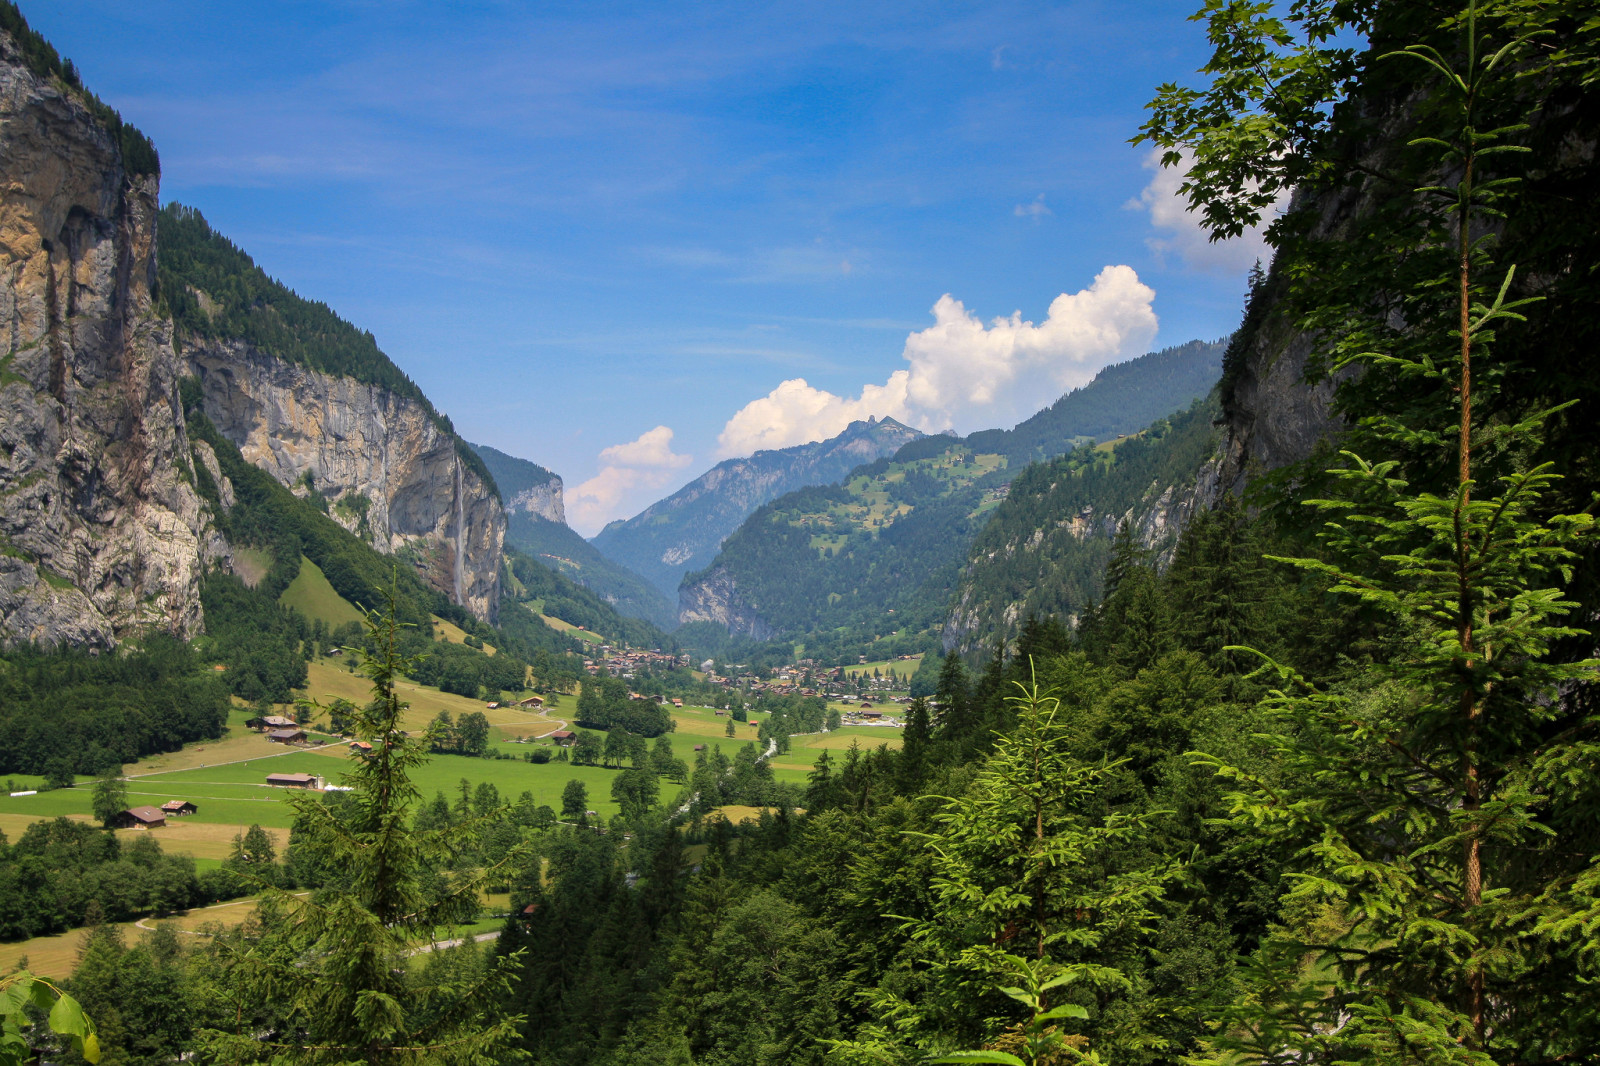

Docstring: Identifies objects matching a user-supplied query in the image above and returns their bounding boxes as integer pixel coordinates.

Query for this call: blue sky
[31,1,1268,534]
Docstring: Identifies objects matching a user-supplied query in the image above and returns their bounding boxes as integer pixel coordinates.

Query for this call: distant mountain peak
[591,418,924,597]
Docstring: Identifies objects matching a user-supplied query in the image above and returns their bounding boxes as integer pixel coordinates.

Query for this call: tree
[833,672,1170,1063]
[195,589,525,1064]
[724,720,736,738]
[561,780,589,822]
[456,712,491,757]
[427,710,457,754]
[1162,4,1600,1060]
[611,768,659,820]
[90,772,125,829]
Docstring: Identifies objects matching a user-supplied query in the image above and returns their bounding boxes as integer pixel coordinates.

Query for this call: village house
[267,728,308,744]
[114,806,166,829]
[266,772,319,788]
[349,740,373,753]
[160,800,197,816]
[547,730,577,746]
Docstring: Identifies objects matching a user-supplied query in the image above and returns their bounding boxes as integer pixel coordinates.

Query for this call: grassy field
[0,887,511,980]
[278,556,366,628]
[843,653,922,679]
[431,615,497,655]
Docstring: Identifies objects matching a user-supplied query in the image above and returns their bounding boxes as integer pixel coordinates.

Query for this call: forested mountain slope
[678,341,1224,658]
[942,398,1220,655]
[592,417,922,599]
[472,443,564,525]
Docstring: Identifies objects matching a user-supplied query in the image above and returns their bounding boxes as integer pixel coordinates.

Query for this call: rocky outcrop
[677,565,773,641]
[506,479,563,525]
[471,441,564,524]
[0,33,225,647]
[187,340,503,622]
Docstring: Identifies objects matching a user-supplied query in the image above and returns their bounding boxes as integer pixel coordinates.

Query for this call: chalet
[267,728,308,744]
[113,806,166,829]
[547,730,576,746]
[519,695,545,708]
[245,714,297,731]
[159,800,197,816]
[266,772,319,788]
[693,744,706,752]
[485,702,500,710]
[861,710,884,720]
[349,740,374,753]
[671,698,683,707]
[859,702,874,709]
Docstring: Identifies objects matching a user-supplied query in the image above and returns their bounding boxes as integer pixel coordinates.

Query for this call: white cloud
[599,425,692,469]
[1131,149,1287,274]
[715,265,1158,457]
[569,426,691,534]
[1013,194,1051,221]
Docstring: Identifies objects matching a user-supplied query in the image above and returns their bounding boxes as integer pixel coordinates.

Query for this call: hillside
[678,341,1226,659]
[505,513,677,629]
[471,443,564,525]
[591,416,923,598]
[501,547,672,651]
[941,398,1220,655]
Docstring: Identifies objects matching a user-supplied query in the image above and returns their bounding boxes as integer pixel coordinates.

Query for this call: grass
[843,654,922,679]
[431,615,497,656]
[232,546,272,588]
[279,555,366,627]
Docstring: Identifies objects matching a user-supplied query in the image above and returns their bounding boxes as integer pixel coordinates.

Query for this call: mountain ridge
[591,415,924,598]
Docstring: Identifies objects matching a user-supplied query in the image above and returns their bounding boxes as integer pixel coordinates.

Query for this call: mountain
[0,21,507,644]
[591,415,924,598]
[472,443,565,524]
[465,442,678,628]
[504,514,678,630]
[162,205,506,623]
[941,398,1219,656]
[676,341,1226,657]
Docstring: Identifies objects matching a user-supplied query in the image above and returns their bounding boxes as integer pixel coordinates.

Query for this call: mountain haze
[592,416,924,598]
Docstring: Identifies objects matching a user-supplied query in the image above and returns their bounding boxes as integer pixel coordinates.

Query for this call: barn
[266,772,319,788]
[113,806,167,829]
[160,800,197,816]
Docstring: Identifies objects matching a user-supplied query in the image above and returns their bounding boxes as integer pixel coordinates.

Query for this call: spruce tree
[195,589,526,1065]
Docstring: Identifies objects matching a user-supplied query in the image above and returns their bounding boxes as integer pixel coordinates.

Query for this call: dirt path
[408,930,503,956]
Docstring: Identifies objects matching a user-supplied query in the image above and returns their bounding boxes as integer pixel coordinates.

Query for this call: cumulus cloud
[569,426,692,535]
[715,265,1158,457]
[1131,149,1288,274]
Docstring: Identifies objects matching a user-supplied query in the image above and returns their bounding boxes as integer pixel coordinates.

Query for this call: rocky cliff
[0,31,225,647]
[187,339,503,623]
[676,564,774,641]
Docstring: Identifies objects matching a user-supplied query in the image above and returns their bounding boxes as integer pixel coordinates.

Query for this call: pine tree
[195,589,527,1064]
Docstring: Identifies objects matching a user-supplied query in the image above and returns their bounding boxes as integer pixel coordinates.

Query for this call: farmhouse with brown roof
[160,800,197,816]
[266,772,319,788]
[113,806,166,829]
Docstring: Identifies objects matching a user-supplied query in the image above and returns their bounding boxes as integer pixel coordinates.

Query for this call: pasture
[278,556,366,628]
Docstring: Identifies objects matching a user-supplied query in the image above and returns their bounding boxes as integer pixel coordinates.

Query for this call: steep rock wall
[0,34,224,647]
[506,479,563,525]
[677,565,774,641]
[187,339,503,622]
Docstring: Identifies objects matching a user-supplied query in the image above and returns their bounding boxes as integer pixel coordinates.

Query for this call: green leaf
[925,1053,1027,1065]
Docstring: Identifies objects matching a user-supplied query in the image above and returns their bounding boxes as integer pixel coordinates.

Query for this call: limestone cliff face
[506,480,563,525]
[677,565,774,641]
[0,34,225,647]
[186,339,503,623]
